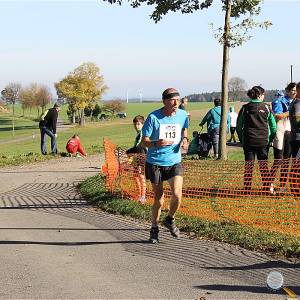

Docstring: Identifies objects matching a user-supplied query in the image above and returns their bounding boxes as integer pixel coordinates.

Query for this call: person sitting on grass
[66,134,87,157]
[187,131,199,156]
[126,115,147,204]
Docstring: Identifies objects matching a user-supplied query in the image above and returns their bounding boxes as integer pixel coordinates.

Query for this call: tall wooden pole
[219,0,232,160]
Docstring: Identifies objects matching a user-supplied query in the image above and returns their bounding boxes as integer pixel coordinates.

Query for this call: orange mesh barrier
[102,139,300,237]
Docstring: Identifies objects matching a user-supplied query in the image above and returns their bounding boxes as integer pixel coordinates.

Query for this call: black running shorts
[145,162,183,184]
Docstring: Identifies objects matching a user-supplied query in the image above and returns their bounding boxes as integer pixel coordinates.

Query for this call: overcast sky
[0,0,299,100]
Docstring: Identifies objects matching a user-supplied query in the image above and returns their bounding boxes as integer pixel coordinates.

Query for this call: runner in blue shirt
[141,88,189,243]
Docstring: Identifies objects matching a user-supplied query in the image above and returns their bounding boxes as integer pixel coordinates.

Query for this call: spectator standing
[66,134,87,157]
[269,84,296,191]
[289,82,300,157]
[126,115,147,204]
[40,103,60,155]
[179,97,190,121]
[199,98,222,158]
[227,106,238,143]
[141,88,189,243]
[179,97,188,111]
[289,82,300,195]
[237,86,277,191]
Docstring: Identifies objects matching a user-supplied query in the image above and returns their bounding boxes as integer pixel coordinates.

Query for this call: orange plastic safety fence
[102,139,300,237]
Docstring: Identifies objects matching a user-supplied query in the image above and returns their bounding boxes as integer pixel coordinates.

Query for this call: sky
[0,0,299,100]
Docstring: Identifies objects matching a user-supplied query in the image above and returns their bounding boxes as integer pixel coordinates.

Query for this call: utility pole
[290,65,293,83]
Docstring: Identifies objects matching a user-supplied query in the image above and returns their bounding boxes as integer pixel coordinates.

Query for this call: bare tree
[228,77,247,102]
[1,82,22,136]
[19,83,39,116]
[36,85,52,112]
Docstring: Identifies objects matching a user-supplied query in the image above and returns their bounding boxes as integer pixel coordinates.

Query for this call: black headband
[162,92,180,100]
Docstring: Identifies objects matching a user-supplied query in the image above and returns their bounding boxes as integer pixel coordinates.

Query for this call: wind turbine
[126,89,129,104]
[138,89,143,103]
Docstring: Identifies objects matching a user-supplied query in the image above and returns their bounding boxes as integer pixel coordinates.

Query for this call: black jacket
[43,108,58,134]
[290,98,300,141]
[126,132,147,154]
[238,101,271,147]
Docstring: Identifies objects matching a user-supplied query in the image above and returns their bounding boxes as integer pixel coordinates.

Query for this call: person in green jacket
[237,86,277,191]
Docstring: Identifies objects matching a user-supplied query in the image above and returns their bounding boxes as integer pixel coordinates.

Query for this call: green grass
[0,102,244,165]
[79,175,300,259]
[123,102,213,118]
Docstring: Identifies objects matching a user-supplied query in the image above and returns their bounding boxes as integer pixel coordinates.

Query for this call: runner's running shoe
[149,227,159,244]
[163,217,180,238]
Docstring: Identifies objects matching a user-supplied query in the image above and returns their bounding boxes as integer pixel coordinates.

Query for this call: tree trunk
[219,0,232,160]
[79,109,85,126]
[72,112,76,124]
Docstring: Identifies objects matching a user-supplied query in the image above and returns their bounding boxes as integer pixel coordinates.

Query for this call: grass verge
[79,174,300,260]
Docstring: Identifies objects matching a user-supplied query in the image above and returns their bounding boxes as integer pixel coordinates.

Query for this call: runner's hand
[156,139,174,147]
[181,138,189,150]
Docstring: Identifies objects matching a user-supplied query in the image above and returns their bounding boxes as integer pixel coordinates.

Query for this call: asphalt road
[0,155,299,299]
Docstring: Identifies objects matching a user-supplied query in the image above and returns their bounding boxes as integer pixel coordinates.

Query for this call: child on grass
[66,134,87,157]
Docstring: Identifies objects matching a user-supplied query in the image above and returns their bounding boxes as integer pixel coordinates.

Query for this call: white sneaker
[269,184,275,195]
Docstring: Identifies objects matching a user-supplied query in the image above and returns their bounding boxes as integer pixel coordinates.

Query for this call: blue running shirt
[142,108,189,166]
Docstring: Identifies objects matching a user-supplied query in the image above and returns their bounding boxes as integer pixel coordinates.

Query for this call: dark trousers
[290,140,300,158]
[209,127,219,157]
[290,140,300,195]
[243,145,269,190]
[40,127,57,154]
[269,131,291,185]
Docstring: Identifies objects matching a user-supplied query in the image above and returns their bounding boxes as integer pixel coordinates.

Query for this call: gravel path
[0,155,298,299]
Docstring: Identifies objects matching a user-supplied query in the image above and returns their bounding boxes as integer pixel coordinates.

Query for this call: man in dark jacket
[40,103,60,155]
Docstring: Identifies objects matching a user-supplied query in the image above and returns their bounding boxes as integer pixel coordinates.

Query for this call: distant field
[0,102,244,161]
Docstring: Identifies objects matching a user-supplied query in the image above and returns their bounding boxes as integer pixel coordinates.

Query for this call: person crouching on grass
[66,135,87,157]
[141,87,189,243]
[126,115,147,204]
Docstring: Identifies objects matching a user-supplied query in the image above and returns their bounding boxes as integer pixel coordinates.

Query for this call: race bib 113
[159,124,181,144]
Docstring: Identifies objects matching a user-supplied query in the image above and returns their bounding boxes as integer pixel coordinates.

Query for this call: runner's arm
[268,112,277,143]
